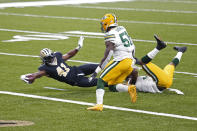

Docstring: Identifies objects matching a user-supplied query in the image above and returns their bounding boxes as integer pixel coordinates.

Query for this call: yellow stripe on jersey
[104,34,115,40]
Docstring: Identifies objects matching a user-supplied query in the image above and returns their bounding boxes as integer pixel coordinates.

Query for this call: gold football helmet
[100,13,118,32]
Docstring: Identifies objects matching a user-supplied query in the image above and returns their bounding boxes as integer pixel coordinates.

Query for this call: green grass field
[0,0,197,130]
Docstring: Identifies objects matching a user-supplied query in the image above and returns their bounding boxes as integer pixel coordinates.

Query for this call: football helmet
[40,48,55,64]
[100,13,118,32]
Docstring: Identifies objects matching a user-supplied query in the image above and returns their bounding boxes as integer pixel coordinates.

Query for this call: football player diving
[127,36,187,95]
[21,36,102,87]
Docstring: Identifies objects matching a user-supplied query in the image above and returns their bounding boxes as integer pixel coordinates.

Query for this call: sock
[141,55,151,64]
[115,84,129,92]
[141,48,159,64]
[147,48,160,59]
[174,52,183,61]
[97,78,106,90]
[96,89,105,104]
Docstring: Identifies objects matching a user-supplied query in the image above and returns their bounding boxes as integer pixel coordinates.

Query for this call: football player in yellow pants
[87,13,137,111]
[132,45,187,93]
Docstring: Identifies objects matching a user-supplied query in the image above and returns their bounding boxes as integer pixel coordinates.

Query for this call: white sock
[147,48,159,59]
[174,52,183,61]
[116,84,129,92]
[96,89,105,104]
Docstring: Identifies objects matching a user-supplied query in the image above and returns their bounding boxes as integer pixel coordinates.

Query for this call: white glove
[76,36,84,50]
[20,74,32,84]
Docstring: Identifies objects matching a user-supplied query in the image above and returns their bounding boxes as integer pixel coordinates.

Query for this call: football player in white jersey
[127,36,186,95]
[87,13,137,111]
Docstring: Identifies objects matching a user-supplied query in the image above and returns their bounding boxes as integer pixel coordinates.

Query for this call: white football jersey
[136,76,162,93]
[104,26,135,61]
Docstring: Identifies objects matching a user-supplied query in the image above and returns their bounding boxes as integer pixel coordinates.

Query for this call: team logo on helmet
[40,48,55,64]
[100,13,118,32]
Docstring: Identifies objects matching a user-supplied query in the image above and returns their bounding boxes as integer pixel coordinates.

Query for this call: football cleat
[87,104,103,111]
[154,35,167,50]
[128,85,137,103]
[173,46,187,53]
[100,13,118,32]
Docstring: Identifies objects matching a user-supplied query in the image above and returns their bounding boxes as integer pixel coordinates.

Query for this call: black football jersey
[38,52,77,85]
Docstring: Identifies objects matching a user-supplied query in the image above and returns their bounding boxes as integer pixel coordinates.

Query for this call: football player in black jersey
[21,36,100,87]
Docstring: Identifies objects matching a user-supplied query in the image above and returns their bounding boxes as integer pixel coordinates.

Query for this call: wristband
[95,66,102,74]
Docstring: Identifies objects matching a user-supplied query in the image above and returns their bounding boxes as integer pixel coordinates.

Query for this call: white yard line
[137,0,197,4]
[0,0,131,9]
[0,91,197,121]
[0,28,196,46]
[0,52,197,77]
[0,12,196,27]
[44,87,67,91]
[69,5,197,14]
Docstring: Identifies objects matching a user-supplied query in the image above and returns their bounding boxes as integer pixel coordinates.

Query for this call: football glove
[76,36,84,50]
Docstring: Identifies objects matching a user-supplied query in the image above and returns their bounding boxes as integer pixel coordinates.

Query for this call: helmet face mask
[100,13,118,32]
[40,48,55,64]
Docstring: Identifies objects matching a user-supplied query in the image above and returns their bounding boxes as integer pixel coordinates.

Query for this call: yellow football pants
[142,62,175,88]
[100,58,133,85]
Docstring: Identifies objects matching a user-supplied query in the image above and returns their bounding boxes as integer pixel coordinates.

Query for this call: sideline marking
[0,91,197,121]
[0,0,131,8]
[0,12,196,27]
[0,52,197,77]
[0,28,196,46]
[70,5,197,14]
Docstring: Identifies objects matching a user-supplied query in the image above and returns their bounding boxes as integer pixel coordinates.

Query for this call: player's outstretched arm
[62,36,84,61]
[20,70,46,84]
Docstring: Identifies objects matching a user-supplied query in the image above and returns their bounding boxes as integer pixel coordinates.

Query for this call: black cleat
[173,46,187,53]
[154,34,167,50]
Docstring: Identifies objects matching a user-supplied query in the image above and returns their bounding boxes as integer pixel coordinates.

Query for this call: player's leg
[163,46,187,88]
[87,78,106,111]
[108,84,137,103]
[76,76,108,87]
[140,35,167,64]
[75,76,98,87]
[142,62,171,90]
[77,64,99,75]
[103,58,136,103]
[87,59,136,111]
[171,46,187,67]
[87,60,115,111]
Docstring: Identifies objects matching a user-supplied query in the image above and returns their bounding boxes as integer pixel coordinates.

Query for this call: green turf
[0,0,197,130]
